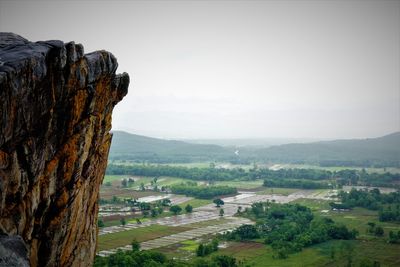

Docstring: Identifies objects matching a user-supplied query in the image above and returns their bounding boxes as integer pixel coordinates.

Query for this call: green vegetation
[94,250,169,267]
[109,130,400,167]
[106,164,400,188]
[225,203,357,259]
[196,239,219,257]
[255,187,300,196]
[179,240,199,252]
[109,130,236,163]
[213,198,224,207]
[169,205,182,215]
[170,184,237,199]
[185,204,193,213]
[95,247,240,267]
[214,179,264,190]
[337,188,400,222]
[178,198,212,209]
[255,132,400,167]
[263,179,332,189]
[214,239,400,267]
[97,224,190,251]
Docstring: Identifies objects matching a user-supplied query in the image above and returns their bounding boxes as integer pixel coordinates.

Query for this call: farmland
[96,166,400,266]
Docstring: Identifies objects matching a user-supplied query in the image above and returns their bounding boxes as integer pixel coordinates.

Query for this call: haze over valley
[1,1,399,267]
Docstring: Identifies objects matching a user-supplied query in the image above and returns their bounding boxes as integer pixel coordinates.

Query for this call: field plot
[97,224,191,251]
[97,173,400,266]
[213,180,264,190]
[97,217,252,256]
[272,163,400,174]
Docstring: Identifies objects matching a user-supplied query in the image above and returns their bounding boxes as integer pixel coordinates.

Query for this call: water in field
[137,194,173,203]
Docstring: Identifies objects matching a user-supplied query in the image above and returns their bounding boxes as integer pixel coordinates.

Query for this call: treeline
[94,249,240,267]
[196,239,219,257]
[170,184,237,199]
[263,179,332,189]
[338,188,400,222]
[106,164,399,187]
[335,169,400,187]
[225,203,357,259]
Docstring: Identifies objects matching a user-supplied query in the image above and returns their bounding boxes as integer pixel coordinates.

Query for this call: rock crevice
[0,33,129,266]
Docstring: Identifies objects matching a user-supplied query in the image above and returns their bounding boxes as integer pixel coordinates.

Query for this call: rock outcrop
[0,33,129,266]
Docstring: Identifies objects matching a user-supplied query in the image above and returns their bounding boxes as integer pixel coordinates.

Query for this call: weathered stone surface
[0,234,29,267]
[0,32,129,266]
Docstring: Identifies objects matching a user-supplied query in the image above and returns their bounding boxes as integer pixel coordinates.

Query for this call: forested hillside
[109,131,400,167]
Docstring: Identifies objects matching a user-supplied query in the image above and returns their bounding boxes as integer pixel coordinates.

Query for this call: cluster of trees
[170,184,237,199]
[196,239,219,257]
[121,178,135,188]
[337,188,400,222]
[335,169,400,187]
[224,224,259,240]
[379,207,400,222]
[106,164,399,188]
[106,164,248,181]
[255,168,332,180]
[93,249,168,267]
[388,230,400,244]
[263,179,332,189]
[366,222,384,236]
[225,203,357,259]
[94,248,239,267]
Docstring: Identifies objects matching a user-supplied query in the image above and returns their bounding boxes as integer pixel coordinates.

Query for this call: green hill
[109,131,400,167]
[109,131,237,163]
[256,132,400,167]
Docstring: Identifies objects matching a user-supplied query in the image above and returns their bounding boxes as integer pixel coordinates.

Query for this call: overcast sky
[1,0,399,139]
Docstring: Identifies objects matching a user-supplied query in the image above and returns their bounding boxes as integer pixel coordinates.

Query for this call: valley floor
[97,175,400,266]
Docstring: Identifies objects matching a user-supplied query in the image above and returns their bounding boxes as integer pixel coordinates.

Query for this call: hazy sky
[1,0,399,139]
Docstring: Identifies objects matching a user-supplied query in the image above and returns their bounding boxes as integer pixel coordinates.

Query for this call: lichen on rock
[0,32,129,266]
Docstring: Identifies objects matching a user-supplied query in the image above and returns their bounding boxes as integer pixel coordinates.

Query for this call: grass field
[213,180,264,190]
[256,187,301,195]
[179,239,199,252]
[178,198,213,209]
[213,239,400,267]
[293,198,400,239]
[277,163,400,174]
[97,224,191,251]
[185,217,231,228]
[103,175,130,183]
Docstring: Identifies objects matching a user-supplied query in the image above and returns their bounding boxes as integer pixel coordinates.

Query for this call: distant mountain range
[109,131,400,167]
[109,131,234,163]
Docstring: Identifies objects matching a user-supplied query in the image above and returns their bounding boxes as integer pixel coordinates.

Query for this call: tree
[374,226,384,236]
[161,199,171,206]
[157,207,164,215]
[170,205,182,215]
[98,218,105,227]
[213,198,224,207]
[212,255,237,267]
[231,224,259,240]
[211,239,219,251]
[131,239,140,252]
[120,217,126,226]
[140,182,145,191]
[185,204,193,213]
[237,206,242,214]
[151,209,157,217]
[219,208,224,217]
[196,244,205,256]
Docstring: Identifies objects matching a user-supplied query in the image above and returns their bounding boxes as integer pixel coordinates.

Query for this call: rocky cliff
[0,33,129,266]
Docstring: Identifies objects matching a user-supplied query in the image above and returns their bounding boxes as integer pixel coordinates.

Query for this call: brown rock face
[0,33,129,266]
